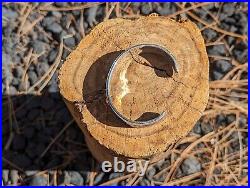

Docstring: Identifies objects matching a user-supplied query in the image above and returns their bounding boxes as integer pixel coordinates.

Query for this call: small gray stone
[202,28,217,41]
[146,166,156,179]
[156,3,172,15]
[41,97,54,110]
[14,154,32,168]
[2,83,5,94]
[208,45,226,56]
[62,171,71,185]
[16,107,27,120]
[12,134,26,150]
[11,77,19,86]
[2,169,9,185]
[227,36,235,46]
[216,114,227,126]
[109,172,121,180]
[26,142,37,159]
[243,137,248,145]
[223,3,235,17]
[32,40,46,54]
[72,10,80,16]
[54,3,68,7]
[25,170,38,176]
[2,7,18,20]
[215,60,232,73]
[141,3,151,15]
[239,116,247,127]
[2,63,13,84]
[230,25,238,33]
[74,33,82,44]
[49,83,59,93]
[36,63,50,76]
[52,11,62,18]
[219,13,228,21]
[28,71,38,85]
[60,30,67,38]
[94,172,105,185]
[34,143,46,156]
[55,108,71,123]
[227,114,236,124]
[48,50,58,63]
[27,108,40,121]
[176,168,183,178]
[18,79,30,91]
[201,122,213,135]
[86,6,98,27]
[10,170,19,185]
[13,66,23,78]
[23,127,35,139]
[192,122,202,134]
[8,86,17,95]
[213,70,224,80]
[62,50,70,60]
[44,157,61,169]
[46,22,62,34]
[181,157,201,175]
[69,171,83,185]
[30,174,48,186]
[64,37,76,48]
[66,127,77,140]
[42,16,56,27]
[139,179,150,186]
[107,173,121,186]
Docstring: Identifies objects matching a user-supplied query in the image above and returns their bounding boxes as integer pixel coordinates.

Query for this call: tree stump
[58,16,209,162]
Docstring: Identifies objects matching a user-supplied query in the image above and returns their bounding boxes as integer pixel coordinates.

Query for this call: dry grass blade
[104,2,117,20]
[126,171,140,186]
[164,132,214,183]
[2,157,25,173]
[163,172,203,185]
[39,2,104,11]
[21,15,44,35]
[27,37,64,93]
[99,173,135,186]
[176,3,247,41]
[205,136,219,185]
[167,2,213,18]
[79,10,85,38]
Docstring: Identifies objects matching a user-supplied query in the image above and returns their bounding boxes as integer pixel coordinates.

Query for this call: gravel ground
[2,2,248,186]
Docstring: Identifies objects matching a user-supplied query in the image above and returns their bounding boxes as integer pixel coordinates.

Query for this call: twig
[167,2,213,18]
[79,10,85,38]
[176,3,247,40]
[104,2,116,20]
[2,157,25,173]
[27,37,64,93]
[99,173,135,186]
[164,172,203,185]
[39,2,104,11]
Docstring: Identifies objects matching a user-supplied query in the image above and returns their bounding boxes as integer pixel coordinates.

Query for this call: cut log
[59,16,209,162]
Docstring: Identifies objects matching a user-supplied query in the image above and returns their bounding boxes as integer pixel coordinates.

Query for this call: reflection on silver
[106,44,178,127]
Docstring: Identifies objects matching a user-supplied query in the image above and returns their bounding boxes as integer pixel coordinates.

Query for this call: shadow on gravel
[2,92,97,172]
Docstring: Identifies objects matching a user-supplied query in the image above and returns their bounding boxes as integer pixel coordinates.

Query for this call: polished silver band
[106,44,178,127]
